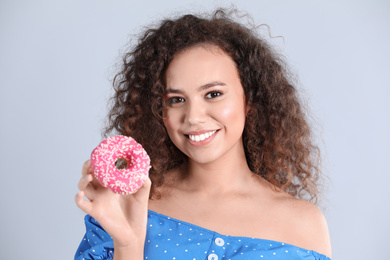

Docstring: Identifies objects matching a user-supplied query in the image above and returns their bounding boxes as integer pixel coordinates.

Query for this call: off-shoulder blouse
[75,210,331,260]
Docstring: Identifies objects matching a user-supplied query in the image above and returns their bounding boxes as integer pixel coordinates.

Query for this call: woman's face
[163,45,247,165]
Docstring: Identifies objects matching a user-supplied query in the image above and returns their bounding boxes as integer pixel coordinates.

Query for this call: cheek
[163,110,180,135]
[163,116,173,133]
[219,106,235,121]
[218,99,246,124]
[163,118,176,144]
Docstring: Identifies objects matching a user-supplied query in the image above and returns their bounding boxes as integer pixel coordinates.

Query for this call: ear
[245,102,252,117]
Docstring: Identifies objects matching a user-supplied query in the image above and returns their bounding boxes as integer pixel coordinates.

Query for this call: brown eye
[167,97,185,104]
[205,91,222,99]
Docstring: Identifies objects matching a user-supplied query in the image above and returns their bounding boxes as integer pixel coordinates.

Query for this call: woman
[75,9,332,260]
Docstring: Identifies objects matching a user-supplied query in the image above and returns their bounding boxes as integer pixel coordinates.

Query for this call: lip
[185,129,219,147]
[185,129,218,135]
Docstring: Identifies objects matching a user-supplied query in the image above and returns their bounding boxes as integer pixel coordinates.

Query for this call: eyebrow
[165,81,227,94]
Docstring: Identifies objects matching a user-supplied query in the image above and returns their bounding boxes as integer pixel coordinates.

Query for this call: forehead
[165,45,238,88]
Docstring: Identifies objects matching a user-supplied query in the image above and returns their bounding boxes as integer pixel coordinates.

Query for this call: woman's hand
[75,160,151,258]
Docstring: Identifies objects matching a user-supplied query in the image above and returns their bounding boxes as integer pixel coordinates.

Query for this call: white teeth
[188,130,217,142]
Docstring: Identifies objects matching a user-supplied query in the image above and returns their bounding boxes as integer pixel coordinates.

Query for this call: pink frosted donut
[90,135,150,194]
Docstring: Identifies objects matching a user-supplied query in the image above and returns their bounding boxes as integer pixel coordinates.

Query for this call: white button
[215,237,225,246]
[208,253,218,260]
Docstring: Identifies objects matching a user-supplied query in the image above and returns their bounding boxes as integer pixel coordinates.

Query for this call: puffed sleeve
[74,215,114,260]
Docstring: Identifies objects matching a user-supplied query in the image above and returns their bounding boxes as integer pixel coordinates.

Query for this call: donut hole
[115,158,128,170]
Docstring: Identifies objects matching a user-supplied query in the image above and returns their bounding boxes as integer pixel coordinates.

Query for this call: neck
[180,143,254,196]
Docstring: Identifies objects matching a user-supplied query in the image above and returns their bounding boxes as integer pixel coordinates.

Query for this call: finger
[81,160,91,176]
[78,173,94,191]
[82,183,97,201]
[133,176,152,202]
[78,174,100,201]
[90,173,102,188]
[75,191,93,214]
[81,161,102,189]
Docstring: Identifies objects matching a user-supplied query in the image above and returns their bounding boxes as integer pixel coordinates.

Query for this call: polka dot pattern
[75,211,331,260]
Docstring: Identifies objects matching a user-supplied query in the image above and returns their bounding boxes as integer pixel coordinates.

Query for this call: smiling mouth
[187,130,217,142]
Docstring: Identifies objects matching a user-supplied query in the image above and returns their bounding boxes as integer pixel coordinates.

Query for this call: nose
[185,99,206,125]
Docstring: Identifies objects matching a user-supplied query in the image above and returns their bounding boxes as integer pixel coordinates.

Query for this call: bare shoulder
[278,196,332,258]
[250,177,332,257]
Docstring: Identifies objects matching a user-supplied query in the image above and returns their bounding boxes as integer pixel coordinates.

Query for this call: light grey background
[1,0,389,259]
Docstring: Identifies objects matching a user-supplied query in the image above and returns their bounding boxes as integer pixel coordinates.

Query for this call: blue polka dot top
[75,210,331,260]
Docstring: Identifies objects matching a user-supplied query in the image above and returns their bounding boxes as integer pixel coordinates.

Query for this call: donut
[90,135,150,194]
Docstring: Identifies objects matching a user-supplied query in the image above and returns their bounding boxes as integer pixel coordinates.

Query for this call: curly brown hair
[104,8,322,203]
